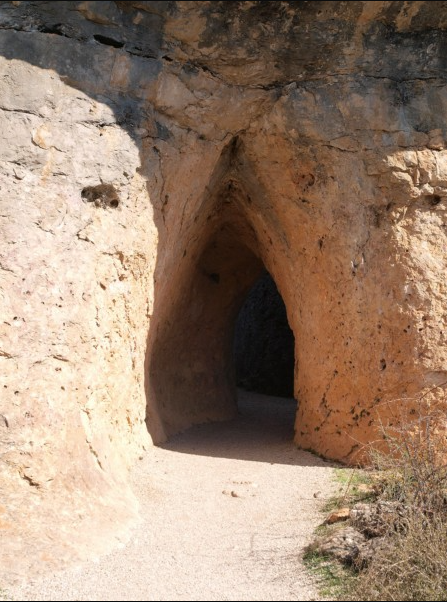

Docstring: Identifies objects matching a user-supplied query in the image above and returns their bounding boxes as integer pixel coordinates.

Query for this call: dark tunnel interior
[233,271,295,399]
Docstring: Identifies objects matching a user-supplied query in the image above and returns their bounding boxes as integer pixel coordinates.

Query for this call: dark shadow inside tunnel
[233,271,295,399]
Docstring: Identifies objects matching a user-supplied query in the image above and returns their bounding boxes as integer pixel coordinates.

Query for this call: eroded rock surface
[2,0,447,581]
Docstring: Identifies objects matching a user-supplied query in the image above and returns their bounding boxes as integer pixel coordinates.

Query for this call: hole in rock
[93,34,124,49]
[81,184,120,208]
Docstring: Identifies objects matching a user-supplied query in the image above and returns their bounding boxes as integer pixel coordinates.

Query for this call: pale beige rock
[1,0,447,585]
[317,526,366,564]
[357,483,375,495]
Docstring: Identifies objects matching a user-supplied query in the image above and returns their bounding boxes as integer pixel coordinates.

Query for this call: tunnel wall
[2,0,447,579]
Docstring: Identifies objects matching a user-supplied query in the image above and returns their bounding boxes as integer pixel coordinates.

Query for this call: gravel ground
[10,391,335,601]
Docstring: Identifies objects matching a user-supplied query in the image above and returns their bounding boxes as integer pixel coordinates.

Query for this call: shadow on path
[160,390,331,468]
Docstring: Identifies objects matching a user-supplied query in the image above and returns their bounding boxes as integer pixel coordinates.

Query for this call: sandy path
[11,391,335,601]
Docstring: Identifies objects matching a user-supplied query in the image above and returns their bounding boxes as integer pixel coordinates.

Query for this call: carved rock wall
[1,0,447,579]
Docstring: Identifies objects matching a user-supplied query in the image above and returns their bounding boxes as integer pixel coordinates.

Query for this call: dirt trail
[11,391,335,601]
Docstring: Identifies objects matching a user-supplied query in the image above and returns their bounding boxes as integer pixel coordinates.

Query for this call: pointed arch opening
[146,139,297,444]
[146,227,297,442]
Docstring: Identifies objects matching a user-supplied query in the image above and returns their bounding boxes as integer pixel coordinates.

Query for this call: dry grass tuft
[348,391,447,601]
[350,514,447,601]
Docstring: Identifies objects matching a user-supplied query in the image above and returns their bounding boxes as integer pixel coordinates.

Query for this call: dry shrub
[349,390,447,601]
[370,393,447,513]
[351,514,447,601]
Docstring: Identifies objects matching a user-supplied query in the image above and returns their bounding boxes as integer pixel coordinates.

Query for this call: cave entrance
[147,218,297,444]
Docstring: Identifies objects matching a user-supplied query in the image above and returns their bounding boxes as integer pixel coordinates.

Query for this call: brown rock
[2,0,447,582]
[222,490,243,498]
[325,508,351,524]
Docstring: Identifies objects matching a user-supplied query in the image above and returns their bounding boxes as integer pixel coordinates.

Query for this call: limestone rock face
[2,0,447,579]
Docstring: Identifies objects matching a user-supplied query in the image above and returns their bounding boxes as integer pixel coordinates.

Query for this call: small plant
[347,389,447,601]
[306,387,447,601]
[304,548,355,599]
[322,467,377,513]
[370,394,447,512]
[349,514,447,601]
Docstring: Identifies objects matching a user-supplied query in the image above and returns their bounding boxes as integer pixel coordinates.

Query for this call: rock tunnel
[146,138,297,441]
